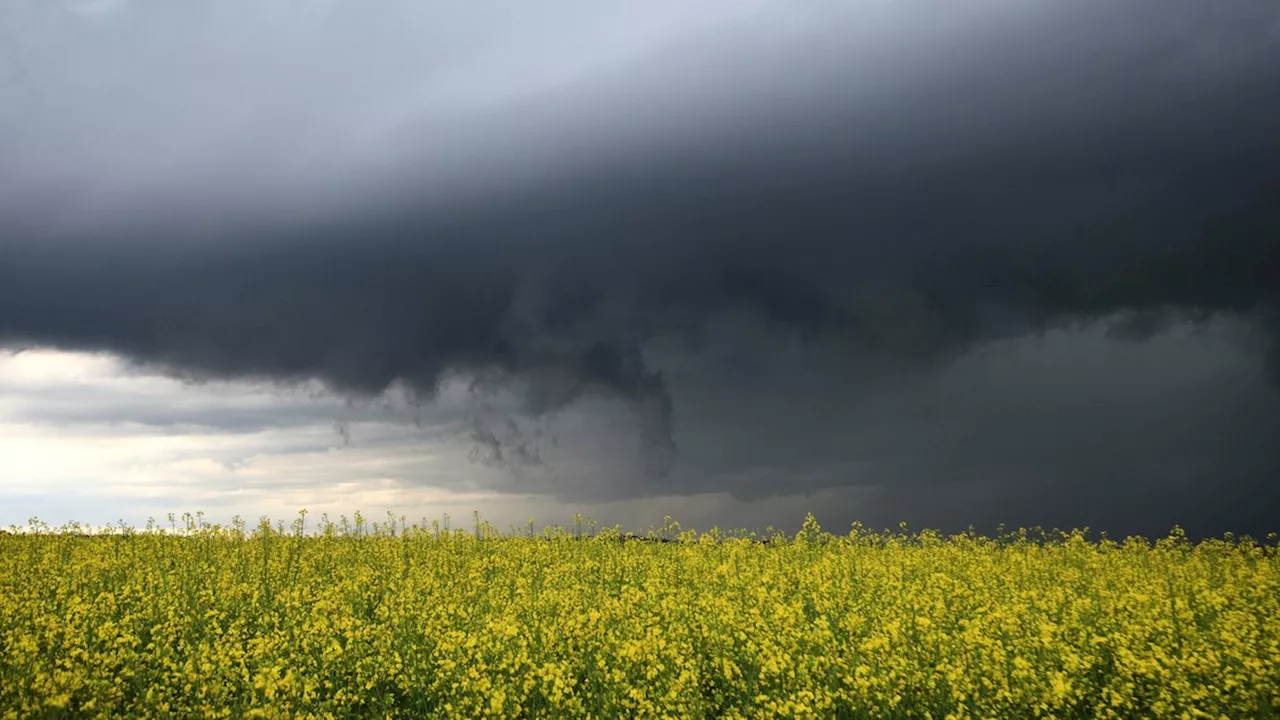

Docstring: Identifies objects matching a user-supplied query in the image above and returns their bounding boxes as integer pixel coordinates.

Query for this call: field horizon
[8,510,1277,546]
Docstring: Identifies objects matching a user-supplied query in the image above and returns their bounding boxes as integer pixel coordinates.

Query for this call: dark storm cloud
[2,0,1279,534]
[656,318,1280,538]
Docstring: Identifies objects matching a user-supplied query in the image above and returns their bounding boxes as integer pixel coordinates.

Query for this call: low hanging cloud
[1,0,1279,535]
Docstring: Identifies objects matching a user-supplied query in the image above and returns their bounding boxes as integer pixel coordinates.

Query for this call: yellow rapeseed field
[1,512,1277,719]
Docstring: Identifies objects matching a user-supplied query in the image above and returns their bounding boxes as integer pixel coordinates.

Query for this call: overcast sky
[2,0,1278,537]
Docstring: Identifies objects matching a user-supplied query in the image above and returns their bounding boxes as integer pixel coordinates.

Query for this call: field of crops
[2,512,1278,719]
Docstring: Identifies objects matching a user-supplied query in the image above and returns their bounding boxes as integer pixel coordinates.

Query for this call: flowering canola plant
[1,512,1277,719]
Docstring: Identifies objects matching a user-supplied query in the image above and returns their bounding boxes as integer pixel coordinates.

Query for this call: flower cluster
[1,514,1277,718]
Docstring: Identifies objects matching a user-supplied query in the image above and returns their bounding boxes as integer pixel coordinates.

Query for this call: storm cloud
[2,0,1279,536]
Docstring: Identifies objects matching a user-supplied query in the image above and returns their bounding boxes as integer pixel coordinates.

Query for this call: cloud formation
[2,0,1279,535]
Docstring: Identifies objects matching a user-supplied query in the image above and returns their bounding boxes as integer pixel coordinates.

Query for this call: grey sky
[1,0,1278,537]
